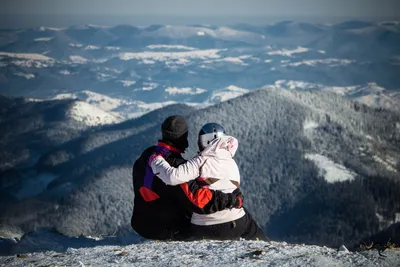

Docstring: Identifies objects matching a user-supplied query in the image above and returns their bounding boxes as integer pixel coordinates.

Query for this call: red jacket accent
[139,186,160,202]
[179,183,212,209]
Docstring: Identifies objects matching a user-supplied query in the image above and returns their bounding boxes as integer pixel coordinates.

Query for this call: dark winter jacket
[131,141,238,240]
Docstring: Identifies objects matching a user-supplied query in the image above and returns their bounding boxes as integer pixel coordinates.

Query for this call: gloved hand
[231,188,244,208]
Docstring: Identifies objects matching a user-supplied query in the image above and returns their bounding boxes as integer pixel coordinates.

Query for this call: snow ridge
[1,231,399,267]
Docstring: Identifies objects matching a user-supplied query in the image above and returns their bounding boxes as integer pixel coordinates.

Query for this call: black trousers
[190,210,269,241]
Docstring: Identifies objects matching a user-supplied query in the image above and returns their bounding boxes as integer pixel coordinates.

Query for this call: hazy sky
[1,0,400,28]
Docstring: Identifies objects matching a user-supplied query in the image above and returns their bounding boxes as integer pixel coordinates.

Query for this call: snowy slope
[1,230,399,267]
[53,91,126,111]
[208,85,250,103]
[26,97,122,126]
[66,101,122,126]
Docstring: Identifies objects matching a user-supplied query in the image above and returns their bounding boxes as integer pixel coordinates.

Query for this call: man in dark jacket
[131,115,243,240]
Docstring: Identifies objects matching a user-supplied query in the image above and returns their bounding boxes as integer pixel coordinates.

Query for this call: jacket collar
[157,141,182,154]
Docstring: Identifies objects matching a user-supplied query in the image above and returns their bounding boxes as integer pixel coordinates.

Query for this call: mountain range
[1,21,400,120]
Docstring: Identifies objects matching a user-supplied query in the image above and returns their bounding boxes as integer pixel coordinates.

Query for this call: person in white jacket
[150,123,268,241]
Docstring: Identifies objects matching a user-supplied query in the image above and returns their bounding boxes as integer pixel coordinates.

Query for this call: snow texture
[1,230,399,267]
[305,154,356,183]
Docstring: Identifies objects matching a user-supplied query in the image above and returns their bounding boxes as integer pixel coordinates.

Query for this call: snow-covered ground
[1,230,399,267]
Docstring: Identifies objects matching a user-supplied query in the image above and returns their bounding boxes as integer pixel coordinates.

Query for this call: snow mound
[165,87,207,95]
[119,80,136,87]
[58,70,71,76]
[105,46,120,51]
[0,52,54,61]
[38,26,63,31]
[146,45,197,51]
[305,154,355,183]
[34,37,54,42]
[274,80,320,90]
[284,58,355,67]
[69,55,88,64]
[85,45,101,50]
[1,230,399,267]
[14,72,35,79]
[147,25,216,39]
[267,47,309,57]
[54,91,124,112]
[67,101,122,126]
[119,49,221,62]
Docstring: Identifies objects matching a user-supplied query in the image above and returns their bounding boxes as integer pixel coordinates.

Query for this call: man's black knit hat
[161,115,189,151]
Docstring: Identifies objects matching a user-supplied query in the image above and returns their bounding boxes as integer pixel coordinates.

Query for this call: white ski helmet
[197,123,226,151]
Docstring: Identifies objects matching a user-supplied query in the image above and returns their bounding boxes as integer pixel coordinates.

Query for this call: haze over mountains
[0,20,400,252]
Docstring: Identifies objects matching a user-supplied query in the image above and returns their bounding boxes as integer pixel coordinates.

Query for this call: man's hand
[231,188,244,208]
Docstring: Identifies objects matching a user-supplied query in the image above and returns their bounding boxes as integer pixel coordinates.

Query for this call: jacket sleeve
[172,180,235,214]
[150,155,205,185]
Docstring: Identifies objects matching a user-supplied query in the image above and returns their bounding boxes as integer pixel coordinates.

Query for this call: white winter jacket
[150,135,246,225]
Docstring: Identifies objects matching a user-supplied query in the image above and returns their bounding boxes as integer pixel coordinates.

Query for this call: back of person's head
[197,122,225,152]
[161,115,189,152]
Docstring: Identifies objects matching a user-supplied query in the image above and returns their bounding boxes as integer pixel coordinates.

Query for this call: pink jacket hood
[200,135,238,158]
